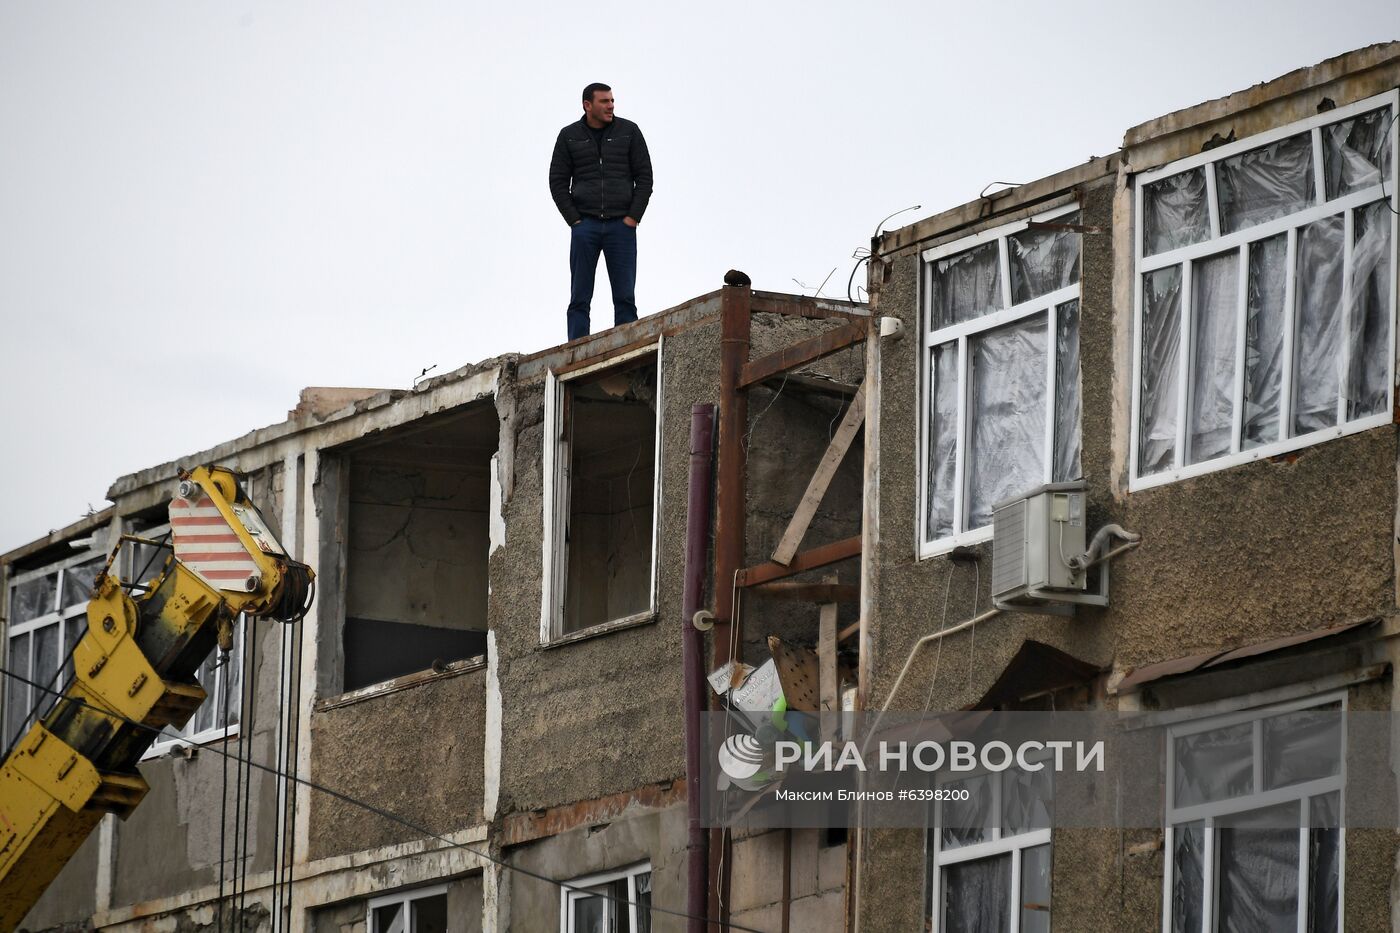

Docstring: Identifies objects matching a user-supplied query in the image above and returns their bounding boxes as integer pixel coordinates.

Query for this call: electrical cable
[0,667,772,933]
[237,626,258,928]
[216,645,232,933]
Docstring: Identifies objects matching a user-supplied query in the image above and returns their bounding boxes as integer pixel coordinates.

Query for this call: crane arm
[0,466,313,931]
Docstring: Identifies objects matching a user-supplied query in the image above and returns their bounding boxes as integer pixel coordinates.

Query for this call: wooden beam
[738,535,862,587]
[771,381,867,566]
[838,620,861,643]
[739,323,866,389]
[748,581,860,603]
[819,601,839,740]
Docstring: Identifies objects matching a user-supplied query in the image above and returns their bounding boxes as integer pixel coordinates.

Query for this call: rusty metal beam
[713,284,751,664]
[749,581,860,603]
[749,291,868,324]
[737,535,862,588]
[738,323,867,389]
[499,780,685,848]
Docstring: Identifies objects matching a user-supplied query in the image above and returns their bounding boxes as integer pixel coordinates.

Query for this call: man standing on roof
[549,82,654,341]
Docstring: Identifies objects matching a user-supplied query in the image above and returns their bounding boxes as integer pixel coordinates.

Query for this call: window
[3,548,106,751]
[339,402,497,691]
[542,345,662,641]
[368,885,448,933]
[919,205,1083,557]
[1131,92,1397,489]
[1164,697,1344,932]
[560,863,652,933]
[926,765,1052,932]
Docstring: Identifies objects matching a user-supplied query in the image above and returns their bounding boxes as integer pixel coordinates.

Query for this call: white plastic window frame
[1160,692,1347,933]
[558,861,652,933]
[917,203,1083,558]
[540,341,664,645]
[926,764,1053,933]
[1129,90,1399,491]
[367,883,448,933]
[2,548,106,749]
[132,521,243,759]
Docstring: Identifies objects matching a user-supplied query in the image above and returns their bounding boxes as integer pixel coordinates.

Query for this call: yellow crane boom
[0,466,313,931]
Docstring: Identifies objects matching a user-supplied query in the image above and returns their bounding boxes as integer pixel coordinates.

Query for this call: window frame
[1129,90,1399,491]
[540,341,664,645]
[926,762,1054,933]
[3,547,107,750]
[366,883,449,933]
[558,861,652,933]
[917,202,1083,559]
[1160,692,1347,933]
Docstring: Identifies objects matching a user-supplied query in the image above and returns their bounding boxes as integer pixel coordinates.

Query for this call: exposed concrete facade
[3,41,1399,933]
[3,286,867,933]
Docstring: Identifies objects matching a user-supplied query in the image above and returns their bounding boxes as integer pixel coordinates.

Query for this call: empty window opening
[545,348,662,639]
[341,402,498,691]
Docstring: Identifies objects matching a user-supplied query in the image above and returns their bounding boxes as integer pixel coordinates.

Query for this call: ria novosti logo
[717,734,765,780]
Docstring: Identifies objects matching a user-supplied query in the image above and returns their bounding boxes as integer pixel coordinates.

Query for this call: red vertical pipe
[683,404,716,933]
[713,284,751,666]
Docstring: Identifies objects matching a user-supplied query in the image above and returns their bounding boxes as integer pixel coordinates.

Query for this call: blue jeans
[568,217,637,341]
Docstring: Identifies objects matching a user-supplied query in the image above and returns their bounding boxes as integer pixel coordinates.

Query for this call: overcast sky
[0,1,1396,553]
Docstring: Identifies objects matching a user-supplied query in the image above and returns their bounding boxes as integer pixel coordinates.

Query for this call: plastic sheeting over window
[1139,267,1181,475]
[1144,168,1210,256]
[1019,844,1051,933]
[941,855,1010,933]
[1216,132,1315,234]
[1054,300,1082,483]
[1347,199,1393,420]
[1171,822,1205,933]
[1323,107,1394,199]
[1215,805,1300,930]
[926,343,958,540]
[1261,704,1342,790]
[1292,214,1345,435]
[1002,765,1053,836]
[1135,96,1397,486]
[967,316,1048,530]
[1243,235,1287,448]
[930,241,1002,329]
[1307,794,1341,931]
[1188,252,1239,464]
[1009,215,1081,303]
[1174,721,1253,808]
[940,772,995,849]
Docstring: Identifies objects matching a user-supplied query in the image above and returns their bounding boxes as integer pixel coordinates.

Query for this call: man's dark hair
[582,82,611,103]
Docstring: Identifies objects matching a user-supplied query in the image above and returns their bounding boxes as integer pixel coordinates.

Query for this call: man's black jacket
[549,116,653,227]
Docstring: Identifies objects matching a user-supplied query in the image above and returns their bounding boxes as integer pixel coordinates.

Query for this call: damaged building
[2,40,1400,933]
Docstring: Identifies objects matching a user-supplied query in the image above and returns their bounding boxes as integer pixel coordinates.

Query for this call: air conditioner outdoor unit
[991,481,1104,615]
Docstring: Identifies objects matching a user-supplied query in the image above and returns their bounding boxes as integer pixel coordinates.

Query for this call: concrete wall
[306,668,486,861]
[502,805,684,933]
[491,311,865,819]
[728,828,847,933]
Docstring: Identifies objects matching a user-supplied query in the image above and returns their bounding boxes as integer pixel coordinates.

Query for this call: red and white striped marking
[169,495,259,591]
